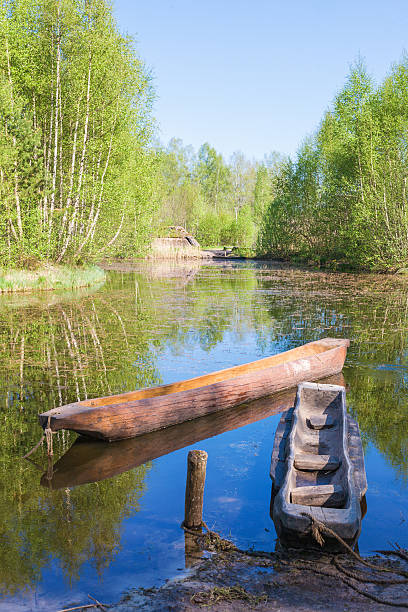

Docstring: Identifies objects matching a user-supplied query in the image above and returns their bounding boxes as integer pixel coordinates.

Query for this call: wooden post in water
[184,449,208,528]
[184,449,208,567]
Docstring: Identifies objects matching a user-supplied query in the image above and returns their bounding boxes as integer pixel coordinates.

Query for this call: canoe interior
[37,337,349,441]
[75,338,348,409]
[289,385,348,506]
[270,382,366,547]
[285,384,350,508]
[270,394,366,501]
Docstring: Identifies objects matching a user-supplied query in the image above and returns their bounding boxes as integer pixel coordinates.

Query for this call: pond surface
[0,260,407,610]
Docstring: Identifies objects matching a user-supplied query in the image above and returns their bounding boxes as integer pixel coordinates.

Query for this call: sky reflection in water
[0,260,407,610]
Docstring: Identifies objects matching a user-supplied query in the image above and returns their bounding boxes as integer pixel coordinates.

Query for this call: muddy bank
[113,547,408,611]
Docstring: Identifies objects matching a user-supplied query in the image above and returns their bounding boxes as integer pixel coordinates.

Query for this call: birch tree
[0,0,156,266]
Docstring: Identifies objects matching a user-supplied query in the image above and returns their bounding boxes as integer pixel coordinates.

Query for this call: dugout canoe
[38,337,350,442]
[41,373,345,490]
[270,382,367,548]
[40,386,298,489]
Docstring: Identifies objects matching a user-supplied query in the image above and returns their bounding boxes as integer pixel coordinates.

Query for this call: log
[41,387,296,490]
[38,338,350,441]
[185,450,208,529]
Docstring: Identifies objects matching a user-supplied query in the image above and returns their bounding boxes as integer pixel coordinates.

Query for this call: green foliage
[196,142,232,211]
[196,209,224,246]
[0,0,157,266]
[154,141,284,250]
[258,57,408,271]
[0,265,262,592]
[1,261,408,594]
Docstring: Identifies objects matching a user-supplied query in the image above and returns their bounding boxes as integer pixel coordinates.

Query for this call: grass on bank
[0,264,106,293]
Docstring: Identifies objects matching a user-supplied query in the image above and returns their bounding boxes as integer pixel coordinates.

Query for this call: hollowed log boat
[39,337,349,442]
[41,386,299,489]
[270,382,367,548]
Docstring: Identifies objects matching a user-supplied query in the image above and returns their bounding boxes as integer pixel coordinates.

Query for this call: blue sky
[114,0,408,160]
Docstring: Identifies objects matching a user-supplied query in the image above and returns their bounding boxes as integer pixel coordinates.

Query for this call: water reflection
[0,261,407,607]
[42,388,298,489]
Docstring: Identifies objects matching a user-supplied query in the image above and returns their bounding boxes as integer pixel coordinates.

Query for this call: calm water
[1,260,408,610]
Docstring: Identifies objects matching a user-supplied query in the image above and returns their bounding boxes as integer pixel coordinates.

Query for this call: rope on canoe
[181,516,408,607]
[45,416,54,456]
[22,416,56,459]
[281,559,408,608]
[301,512,408,578]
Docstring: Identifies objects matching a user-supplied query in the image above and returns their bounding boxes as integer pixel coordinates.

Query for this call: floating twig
[57,604,96,612]
[88,594,109,611]
[56,594,110,612]
[22,435,45,460]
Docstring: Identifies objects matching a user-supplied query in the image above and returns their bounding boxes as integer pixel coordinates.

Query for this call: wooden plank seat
[294,453,340,472]
[271,382,366,547]
[307,414,335,429]
[291,484,345,507]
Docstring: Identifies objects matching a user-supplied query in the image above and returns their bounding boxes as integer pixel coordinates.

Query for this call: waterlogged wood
[38,338,350,442]
[41,387,297,489]
[294,453,340,472]
[185,450,207,529]
[271,382,367,547]
[347,418,367,497]
[291,484,345,506]
[271,411,365,496]
[308,415,334,430]
[184,531,203,568]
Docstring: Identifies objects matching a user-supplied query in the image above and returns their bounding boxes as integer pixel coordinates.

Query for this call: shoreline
[112,547,408,611]
[3,253,407,296]
[0,264,106,293]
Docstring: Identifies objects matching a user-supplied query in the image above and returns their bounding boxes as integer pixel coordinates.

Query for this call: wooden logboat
[38,337,349,442]
[41,374,345,490]
[270,382,367,548]
[40,386,299,489]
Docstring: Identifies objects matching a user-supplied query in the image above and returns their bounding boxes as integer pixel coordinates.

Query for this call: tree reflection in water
[0,262,407,597]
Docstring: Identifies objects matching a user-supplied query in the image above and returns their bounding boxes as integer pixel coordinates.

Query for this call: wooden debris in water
[190,585,267,607]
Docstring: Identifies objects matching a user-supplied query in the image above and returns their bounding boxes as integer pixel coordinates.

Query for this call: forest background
[2,0,408,272]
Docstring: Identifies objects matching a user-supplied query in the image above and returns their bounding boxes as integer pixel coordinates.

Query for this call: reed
[0,264,106,293]
[148,238,211,260]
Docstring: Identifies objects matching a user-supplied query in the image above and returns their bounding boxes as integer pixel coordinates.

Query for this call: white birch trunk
[57,52,92,262]
[48,1,61,250]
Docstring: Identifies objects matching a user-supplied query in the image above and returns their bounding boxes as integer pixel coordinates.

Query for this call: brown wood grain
[184,450,207,528]
[41,386,298,489]
[291,484,345,506]
[39,338,350,441]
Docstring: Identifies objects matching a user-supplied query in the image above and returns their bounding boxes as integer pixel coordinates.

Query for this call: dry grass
[0,264,106,293]
[148,238,212,260]
[191,585,267,607]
